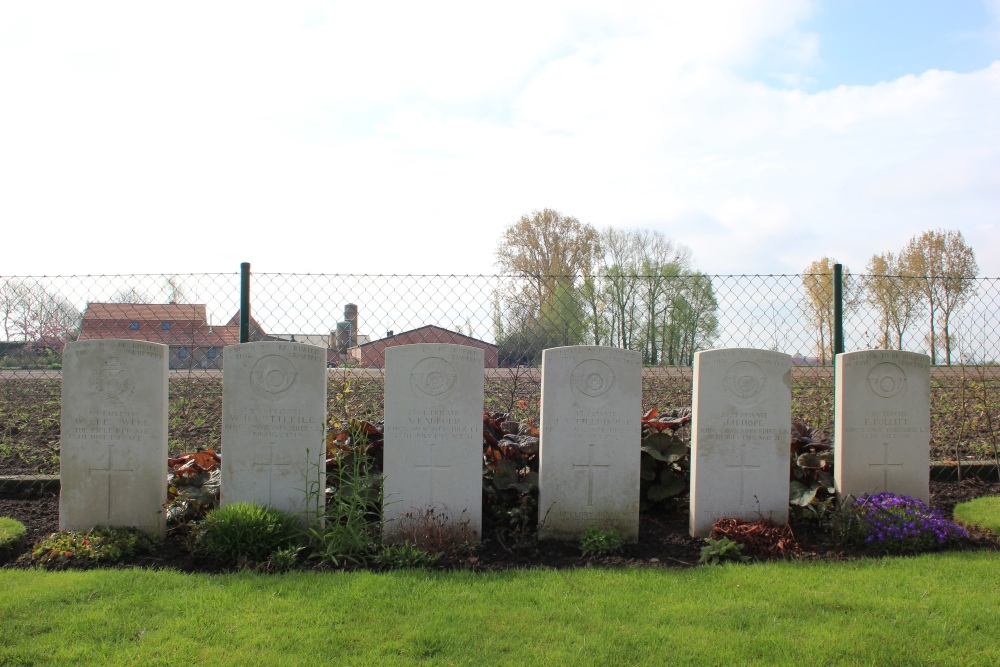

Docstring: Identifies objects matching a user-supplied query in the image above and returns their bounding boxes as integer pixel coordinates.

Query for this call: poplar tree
[898,229,978,365]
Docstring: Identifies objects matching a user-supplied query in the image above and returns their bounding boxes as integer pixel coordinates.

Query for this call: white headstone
[60,340,169,538]
[383,344,484,540]
[221,342,326,522]
[538,346,642,542]
[690,348,792,538]
[835,350,930,503]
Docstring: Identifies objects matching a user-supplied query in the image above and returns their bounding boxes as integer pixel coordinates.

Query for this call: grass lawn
[2,551,999,666]
[954,496,1000,535]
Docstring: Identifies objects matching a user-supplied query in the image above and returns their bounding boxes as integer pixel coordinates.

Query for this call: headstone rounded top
[251,355,298,394]
[410,356,458,400]
[867,362,907,399]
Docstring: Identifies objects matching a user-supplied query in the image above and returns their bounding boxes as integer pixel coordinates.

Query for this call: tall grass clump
[306,446,385,568]
[193,502,303,569]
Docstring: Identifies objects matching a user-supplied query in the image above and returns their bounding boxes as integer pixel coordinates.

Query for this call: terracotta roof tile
[82,303,207,322]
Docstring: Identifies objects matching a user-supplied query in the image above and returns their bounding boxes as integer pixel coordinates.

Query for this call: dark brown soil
[4,371,998,475]
[3,480,999,573]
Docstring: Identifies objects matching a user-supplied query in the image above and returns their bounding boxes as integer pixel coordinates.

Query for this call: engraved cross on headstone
[869,441,904,491]
[253,443,291,504]
[90,443,134,521]
[414,442,451,502]
[726,442,761,507]
[573,444,611,508]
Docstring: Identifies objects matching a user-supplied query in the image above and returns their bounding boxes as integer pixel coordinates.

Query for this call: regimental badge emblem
[251,355,297,394]
[867,362,906,399]
[570,359,615,403]
[724,361,766,402]
[410,357,457,400]
[92,356,135,406]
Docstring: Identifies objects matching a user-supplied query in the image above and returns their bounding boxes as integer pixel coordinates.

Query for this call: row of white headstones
[59,340,929,541]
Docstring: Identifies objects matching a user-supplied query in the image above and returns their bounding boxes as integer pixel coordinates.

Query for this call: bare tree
[578,274,608,346]
[864,252,923,349]
[601,227,644,350]
[494,209,602,359]
[801,257,855,364]
[495,208,602,307]
[899,229,978,365]
[111,287,152,304]
[0,279,21,340]
[0,279,80,350]
[638,230,692,364]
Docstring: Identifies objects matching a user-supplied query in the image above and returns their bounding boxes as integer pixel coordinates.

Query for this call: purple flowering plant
[840,492,968,554]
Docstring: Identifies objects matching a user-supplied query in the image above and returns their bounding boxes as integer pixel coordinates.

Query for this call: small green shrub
[788,423,836,521]
[578,525,624,557]
[953,496,1000,535]
[0,517,28,561]
[699,536,750,565]
[26,526,155,568]
[193,502,303,568]
[374,542,440,570]
[263,546,304,573]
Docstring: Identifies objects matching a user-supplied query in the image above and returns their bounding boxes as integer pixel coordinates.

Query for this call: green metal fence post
[240,262,250,344]
[833,262,844,356]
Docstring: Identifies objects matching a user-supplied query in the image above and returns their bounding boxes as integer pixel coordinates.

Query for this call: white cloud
[0,0,998,282]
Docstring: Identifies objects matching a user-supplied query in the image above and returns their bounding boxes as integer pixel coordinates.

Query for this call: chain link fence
[1,270,997,478]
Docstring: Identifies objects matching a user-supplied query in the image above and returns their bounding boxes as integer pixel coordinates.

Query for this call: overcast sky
[2,1,998,278]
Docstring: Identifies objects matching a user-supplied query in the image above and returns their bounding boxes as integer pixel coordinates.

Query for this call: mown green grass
[2,552,999,666]
[954,496,1000,535]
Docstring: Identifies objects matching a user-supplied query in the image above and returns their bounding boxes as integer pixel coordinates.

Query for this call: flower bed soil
[3,480,999,573]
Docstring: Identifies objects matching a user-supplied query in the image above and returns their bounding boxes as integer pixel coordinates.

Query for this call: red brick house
[349,325,499,368]
[78,303,265,369]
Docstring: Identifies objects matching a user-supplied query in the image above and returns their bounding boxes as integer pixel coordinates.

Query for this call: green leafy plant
[639,408,691,509]
[698,536,750,565]
[164,450,221,530]
[483,410,539,544]
[263,546,304,573]
[306,444,384,569]
[0,517,28,561]
[578,525,624,557]
[193,502,303,568]
[373,541,440,570]
[789,422,836,520]
[26,526,155,568]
